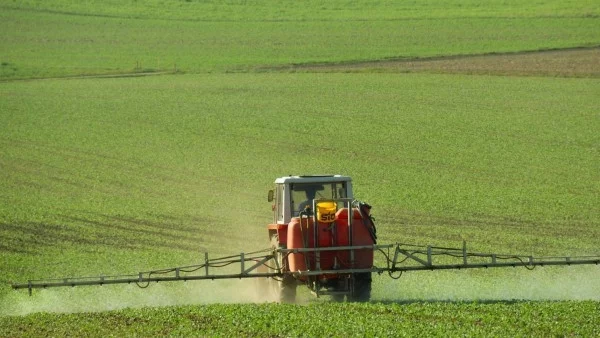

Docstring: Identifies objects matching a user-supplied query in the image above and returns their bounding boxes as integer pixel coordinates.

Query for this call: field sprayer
[12,175,600,302]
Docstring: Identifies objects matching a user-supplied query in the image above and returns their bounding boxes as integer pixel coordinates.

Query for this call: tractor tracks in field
[1,45,599,82]
[0,70,178,83]
[257,45,600,78]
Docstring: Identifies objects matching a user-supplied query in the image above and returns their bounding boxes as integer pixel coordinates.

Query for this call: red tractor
[266,175,376,302]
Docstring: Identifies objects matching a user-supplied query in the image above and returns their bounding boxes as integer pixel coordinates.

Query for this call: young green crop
[3,0,600,21]
[2,301,599,337]
[1,2,599,79]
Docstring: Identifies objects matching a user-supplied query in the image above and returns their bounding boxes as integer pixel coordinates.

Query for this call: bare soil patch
[279,47,600,77]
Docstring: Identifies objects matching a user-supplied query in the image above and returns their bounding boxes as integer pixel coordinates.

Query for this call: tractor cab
[268,175,353,224]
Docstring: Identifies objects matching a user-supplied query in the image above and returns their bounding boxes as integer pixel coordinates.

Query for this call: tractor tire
[330,278,348,302]
[331,294,346,302]
[269,235,297,303]
[349,272,372,302]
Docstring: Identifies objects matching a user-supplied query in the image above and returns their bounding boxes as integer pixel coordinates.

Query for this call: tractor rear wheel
[349,272,372,302]
[269,235,297,303]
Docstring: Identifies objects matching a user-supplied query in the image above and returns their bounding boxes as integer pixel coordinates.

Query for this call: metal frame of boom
[12,242,600,295]
[12,249,281,296]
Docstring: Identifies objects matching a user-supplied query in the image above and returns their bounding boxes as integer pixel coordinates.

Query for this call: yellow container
[316,201,337,223]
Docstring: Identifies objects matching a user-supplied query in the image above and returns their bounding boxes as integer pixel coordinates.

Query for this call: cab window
[290,182,347,216]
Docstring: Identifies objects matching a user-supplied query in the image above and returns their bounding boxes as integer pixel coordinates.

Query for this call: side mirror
[267,189,274,202]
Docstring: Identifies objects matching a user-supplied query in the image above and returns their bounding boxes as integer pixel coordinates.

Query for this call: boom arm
[12,242,600,295]
[286,242,600,277]
[12,249,280,296]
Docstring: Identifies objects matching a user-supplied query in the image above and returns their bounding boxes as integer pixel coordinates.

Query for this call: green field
[2,0,600,79]
[1,0,599,336]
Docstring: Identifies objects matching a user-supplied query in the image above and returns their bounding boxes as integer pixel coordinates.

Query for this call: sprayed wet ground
[3,264,598,317]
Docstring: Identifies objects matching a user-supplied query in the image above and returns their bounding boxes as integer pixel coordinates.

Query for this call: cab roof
[274,175,352,184]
